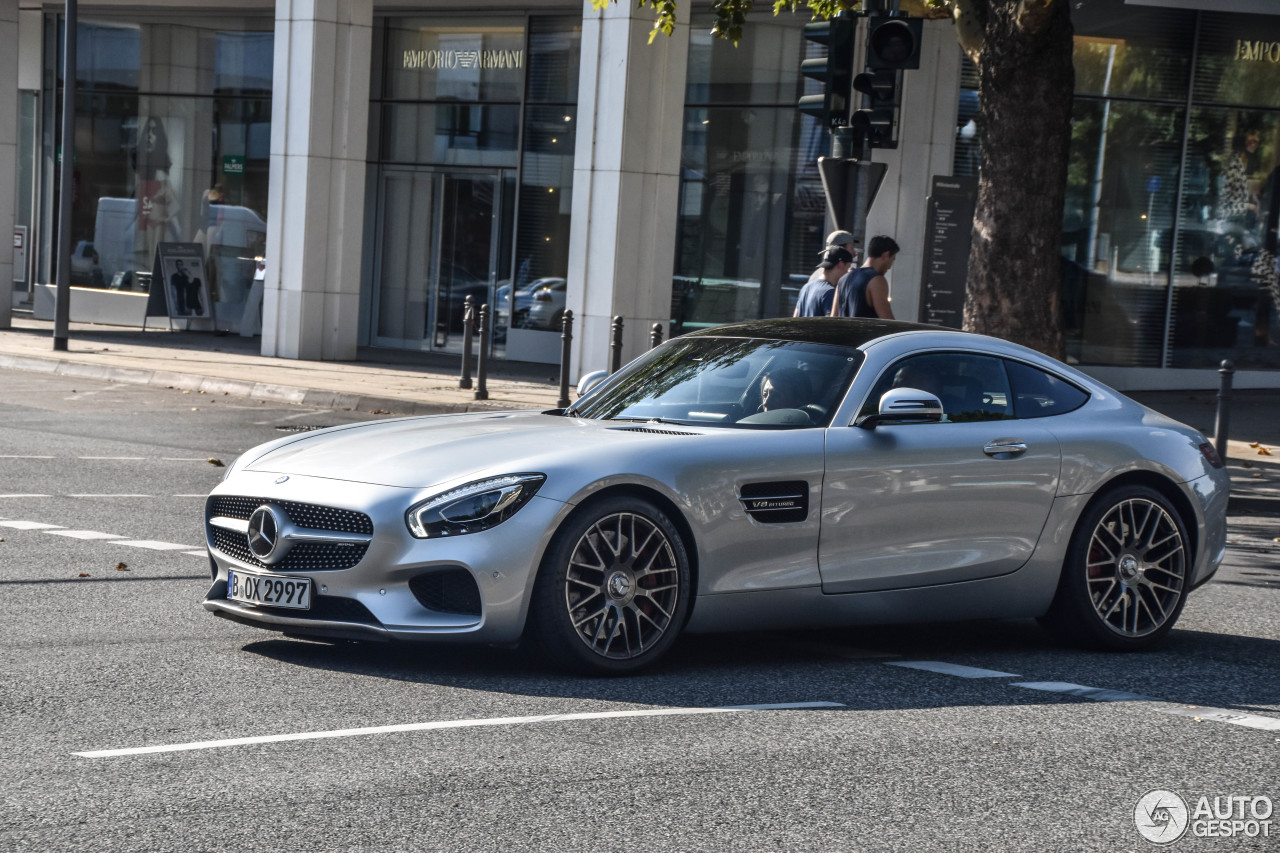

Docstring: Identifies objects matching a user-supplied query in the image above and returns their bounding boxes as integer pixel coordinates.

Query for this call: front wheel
[528,496,691,674]
[1040,485,1191,650]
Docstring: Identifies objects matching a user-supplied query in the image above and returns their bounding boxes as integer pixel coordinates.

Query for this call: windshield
[573,337,864,428]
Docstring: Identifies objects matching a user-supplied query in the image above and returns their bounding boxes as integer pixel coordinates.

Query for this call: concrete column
[865,18,961,323]
[0,0,16,329]
[262,0,371,360]
[566,0,690,377]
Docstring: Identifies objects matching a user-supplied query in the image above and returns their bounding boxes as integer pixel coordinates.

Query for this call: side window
[1006,360,1089,418]
[859,352,1013,423]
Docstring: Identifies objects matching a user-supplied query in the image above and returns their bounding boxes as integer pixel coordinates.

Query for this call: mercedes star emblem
[247,505,281,561]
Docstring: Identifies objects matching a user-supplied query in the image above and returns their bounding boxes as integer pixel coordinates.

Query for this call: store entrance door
[371,168,503,354]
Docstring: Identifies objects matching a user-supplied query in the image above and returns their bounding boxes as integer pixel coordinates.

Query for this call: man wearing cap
[804,230,860,285]
[794,245,854,317]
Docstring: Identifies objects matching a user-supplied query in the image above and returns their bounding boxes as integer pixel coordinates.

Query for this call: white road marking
[887,661,1020,678]
[73,702,846,758]
[77,457,145,460]
[0,520,65,530]
[173,494,208,498]
[183,550,208,557]
[67,494,151,498]
[109,540,200,551]
[0,494,52,498]
[44,530,125,540]
[160,458,213,462]
[1013,681,1280,732]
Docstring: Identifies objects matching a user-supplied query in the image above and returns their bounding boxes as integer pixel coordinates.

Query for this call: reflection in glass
[674,14,822,335]
[1062,99,1182,366]
[1171,109,1280,368]
[50,13,272,332]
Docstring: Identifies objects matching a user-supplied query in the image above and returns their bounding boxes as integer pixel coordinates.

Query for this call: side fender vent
[738,480,809,524]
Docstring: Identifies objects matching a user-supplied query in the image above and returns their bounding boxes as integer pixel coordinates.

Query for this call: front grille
[209,580,378,625]
[208,496,373,535]
[410,568,482,617]
[211,527,368,572]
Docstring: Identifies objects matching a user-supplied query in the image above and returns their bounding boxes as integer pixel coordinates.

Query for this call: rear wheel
[529,496,691,674]
[1041,485,1190,650]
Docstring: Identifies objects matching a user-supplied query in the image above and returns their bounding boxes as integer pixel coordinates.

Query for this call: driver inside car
[759,368,809,413]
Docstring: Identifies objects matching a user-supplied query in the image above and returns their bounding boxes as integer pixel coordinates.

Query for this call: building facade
[2,0,1278,390]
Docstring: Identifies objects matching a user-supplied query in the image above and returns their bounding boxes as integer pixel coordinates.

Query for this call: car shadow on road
[240,616,1280,717]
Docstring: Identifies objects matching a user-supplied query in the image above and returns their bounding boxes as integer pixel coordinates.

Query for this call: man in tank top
[831,234,899,319]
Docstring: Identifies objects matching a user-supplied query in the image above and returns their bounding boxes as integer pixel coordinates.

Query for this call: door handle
[983,438,1028,457]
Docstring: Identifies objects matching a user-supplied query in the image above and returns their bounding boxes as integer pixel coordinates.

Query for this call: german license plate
[228,569,312,610]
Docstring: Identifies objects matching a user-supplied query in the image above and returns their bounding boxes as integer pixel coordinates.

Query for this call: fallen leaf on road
[1254,473,1264,478]
[77,572,90,578]
[371,409,390,414]
[1243,462,1254,468]
[115,562,129,572]
[207,457,225,467]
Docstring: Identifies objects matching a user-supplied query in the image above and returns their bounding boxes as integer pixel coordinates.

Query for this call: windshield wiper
[606,416,684,425]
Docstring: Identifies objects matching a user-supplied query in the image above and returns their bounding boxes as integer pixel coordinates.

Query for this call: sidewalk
[0,315,566,415]
[1,314,1276,515]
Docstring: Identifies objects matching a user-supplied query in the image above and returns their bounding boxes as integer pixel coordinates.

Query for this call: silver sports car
[203,318,1229,673]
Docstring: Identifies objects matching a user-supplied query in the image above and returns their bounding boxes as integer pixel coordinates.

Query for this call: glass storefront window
[1063,99,1183,367]
[1170,108,1280,368]
[379,103,520,167]
[1071,1,1193,103]
[675,14,822,332]
[48,14,272,332]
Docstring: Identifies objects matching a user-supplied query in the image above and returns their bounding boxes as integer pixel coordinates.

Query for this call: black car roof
[682,317,949,348]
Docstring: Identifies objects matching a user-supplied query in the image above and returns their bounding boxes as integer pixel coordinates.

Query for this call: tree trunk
[962,0,1074,358]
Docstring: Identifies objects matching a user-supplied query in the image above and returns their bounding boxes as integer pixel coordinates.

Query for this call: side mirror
[855,387,944,429]
[576,369,610,399]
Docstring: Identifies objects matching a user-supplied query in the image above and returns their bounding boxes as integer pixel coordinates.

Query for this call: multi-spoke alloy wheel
[563,512,681,659]
[1085,497,1186,637]
[531,497,691,674]
[1041,485,1192,650]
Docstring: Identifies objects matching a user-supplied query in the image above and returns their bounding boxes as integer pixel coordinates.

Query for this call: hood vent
[738,481,809,524]
[608,426,698,436]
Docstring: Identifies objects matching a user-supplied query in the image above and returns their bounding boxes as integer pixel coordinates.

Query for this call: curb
[0,352,536,417]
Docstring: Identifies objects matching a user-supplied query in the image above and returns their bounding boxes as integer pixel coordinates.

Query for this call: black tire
[528,495,691,674]
[1040,485,1191,651]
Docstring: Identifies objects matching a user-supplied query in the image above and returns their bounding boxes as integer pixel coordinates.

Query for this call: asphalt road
[2,372,1278,852]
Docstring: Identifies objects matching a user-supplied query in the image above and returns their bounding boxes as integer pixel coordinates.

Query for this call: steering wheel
[800,404,827,424]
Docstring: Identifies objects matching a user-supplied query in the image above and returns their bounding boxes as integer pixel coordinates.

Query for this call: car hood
[242,411,637,488]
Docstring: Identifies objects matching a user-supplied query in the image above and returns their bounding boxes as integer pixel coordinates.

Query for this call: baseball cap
[818,246,855,269]
[825,230,858,248]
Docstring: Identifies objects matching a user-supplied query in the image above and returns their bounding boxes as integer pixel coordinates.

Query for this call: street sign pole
[54,0,77,351]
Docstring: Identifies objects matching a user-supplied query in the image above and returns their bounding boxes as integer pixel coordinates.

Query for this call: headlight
[406,474,545,538]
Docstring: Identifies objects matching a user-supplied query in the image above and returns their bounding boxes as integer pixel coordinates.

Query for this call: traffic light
[850,68,898,149]
[850,16,923,149]
[865,16,923,70]
[797,14,856,129]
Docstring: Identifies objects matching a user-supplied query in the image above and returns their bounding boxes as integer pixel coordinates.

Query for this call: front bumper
[202,472,569,644]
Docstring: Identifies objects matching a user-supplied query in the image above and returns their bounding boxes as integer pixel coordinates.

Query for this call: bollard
[474,304,490,401]
[459,295,475,390]
[650,322,664,350]
[609,315,624,374]
[557,310,574,409]
[1214,359,1234,463]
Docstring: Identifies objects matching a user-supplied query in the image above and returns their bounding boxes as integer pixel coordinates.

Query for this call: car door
[818,352,1061,594]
